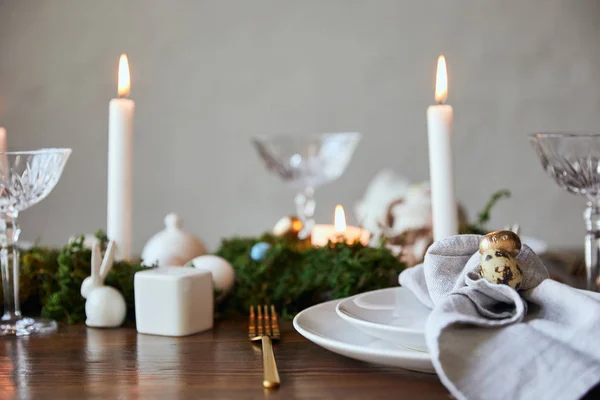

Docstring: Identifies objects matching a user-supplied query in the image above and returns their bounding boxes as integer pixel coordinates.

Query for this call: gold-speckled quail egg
[479,230,522,257]
[479,249,523,290]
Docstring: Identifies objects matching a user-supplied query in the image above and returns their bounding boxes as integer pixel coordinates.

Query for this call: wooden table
[0,254,597,399]
[0,320,449,399]
[3,321,598,400]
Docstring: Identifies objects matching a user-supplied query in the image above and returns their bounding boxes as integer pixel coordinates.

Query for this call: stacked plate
[293,236,548,373]
[293,287,434,373]
[294,237,547,372]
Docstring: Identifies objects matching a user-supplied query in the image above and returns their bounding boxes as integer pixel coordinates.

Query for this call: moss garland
[1,190,510,323]
[214,235,405,320]
[10,234,405,322]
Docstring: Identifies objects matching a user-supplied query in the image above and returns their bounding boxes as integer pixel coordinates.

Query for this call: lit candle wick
[434,54,448,105]
[118,54,131,98]
[331,204,347,244]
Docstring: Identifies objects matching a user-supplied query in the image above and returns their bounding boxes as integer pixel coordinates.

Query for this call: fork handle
[261,336,280,388]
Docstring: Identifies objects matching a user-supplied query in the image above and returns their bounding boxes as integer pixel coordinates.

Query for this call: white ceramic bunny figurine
[81,240,127,328]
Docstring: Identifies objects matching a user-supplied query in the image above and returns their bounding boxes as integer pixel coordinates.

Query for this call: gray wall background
[0,0,597,251]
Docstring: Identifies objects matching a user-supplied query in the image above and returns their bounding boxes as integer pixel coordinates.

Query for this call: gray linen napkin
[399,234,600,400]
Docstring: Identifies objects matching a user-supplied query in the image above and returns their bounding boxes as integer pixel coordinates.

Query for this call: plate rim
[293,298,431,362]
[521,235,548,255]
[335,287,428,335]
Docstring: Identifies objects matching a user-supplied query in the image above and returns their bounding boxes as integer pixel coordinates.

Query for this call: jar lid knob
[164,213,182,229]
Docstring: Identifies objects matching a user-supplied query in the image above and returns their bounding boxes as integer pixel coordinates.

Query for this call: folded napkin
[399,234,600,400]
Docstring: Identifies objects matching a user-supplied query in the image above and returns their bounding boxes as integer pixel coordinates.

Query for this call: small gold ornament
[272,216,303,240]
[479,230,521,257]
[478,230,523,290]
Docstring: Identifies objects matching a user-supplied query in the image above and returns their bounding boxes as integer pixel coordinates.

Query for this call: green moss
[39,235,148,324]
[1,190,509,323]
[215,236,405,320]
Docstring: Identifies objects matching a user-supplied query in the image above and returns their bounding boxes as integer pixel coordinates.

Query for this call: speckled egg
[479,230,521,257]
[479,249,523,290]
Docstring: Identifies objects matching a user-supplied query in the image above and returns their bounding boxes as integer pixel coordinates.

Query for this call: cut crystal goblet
[252,133,361,238]
[530,132,600,291]
[0,148,71,336]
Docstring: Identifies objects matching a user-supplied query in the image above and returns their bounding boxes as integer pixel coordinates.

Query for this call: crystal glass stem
[0,212,21,322]
[295,186,316,239]
[584,202,600,291]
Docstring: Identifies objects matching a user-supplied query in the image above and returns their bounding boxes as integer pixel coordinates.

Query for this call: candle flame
[434,55,448,104]
[118,54,131,98]
[334,205,347,233]
[292,218,303,233]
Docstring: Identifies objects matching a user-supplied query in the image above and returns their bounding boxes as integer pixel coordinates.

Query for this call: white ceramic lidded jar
[141,213,206,267]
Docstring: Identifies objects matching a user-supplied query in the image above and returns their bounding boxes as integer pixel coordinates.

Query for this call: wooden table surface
[0,255,596,399]
[0,320,449,400]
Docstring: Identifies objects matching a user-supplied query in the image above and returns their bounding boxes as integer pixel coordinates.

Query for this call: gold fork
[249,305,281,388]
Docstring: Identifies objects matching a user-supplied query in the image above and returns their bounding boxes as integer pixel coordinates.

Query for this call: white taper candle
[427,55,458,241]
[0,127,6,153]
[107,54,134,260]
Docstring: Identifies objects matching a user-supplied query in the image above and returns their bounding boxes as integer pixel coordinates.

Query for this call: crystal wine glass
[530,133,600,291]
[252,133,361,238]
[0,148,72,336]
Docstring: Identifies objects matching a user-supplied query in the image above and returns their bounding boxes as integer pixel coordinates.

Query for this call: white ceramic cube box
[134,266,214,336]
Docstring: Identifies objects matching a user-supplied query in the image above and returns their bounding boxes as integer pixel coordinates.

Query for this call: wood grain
[0,320,447,399]
[0,320,597,399]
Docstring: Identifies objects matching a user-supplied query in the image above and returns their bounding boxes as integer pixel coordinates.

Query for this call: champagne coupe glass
[252,133,361,238]
[0,148,72,336]
[530,133,600,291]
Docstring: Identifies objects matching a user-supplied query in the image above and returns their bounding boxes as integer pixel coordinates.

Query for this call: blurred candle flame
[118,54,131,98]
[434,55,448,104]
[334,205,347,233]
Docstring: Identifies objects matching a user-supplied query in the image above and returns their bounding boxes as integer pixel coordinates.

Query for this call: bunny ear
[99,240,117,282]
[90,242,101,278]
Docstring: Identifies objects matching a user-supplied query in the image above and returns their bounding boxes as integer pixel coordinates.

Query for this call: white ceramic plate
[336,287,430,352]
[293,298,434,373]
[521,236,548,255]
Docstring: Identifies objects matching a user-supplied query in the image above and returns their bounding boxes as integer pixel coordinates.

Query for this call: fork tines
[270,305,280,339]
[249,305,256,339]
[249,304,280,341]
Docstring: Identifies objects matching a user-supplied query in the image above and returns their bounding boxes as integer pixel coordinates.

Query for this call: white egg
[85,286,127,328]
[188,255,235,300]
